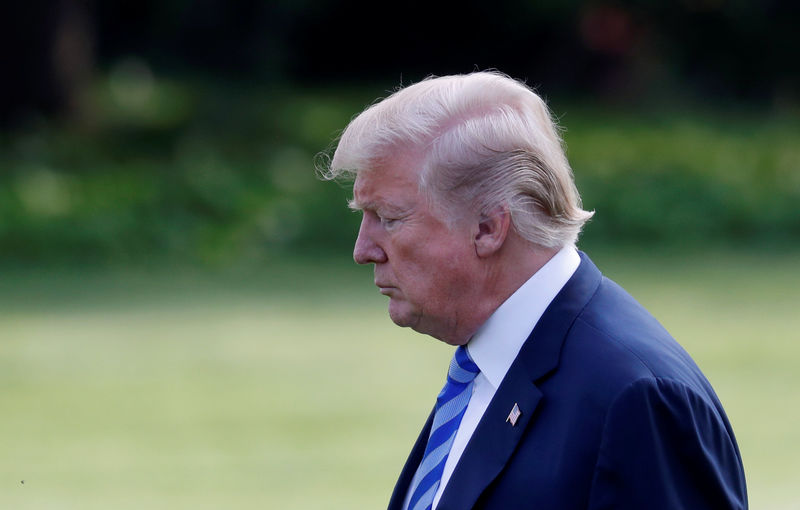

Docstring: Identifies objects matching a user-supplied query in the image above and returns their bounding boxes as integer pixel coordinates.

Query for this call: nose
[353,216,387,265]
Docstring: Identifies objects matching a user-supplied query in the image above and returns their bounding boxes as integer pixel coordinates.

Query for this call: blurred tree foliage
[0,79,367,266]
[1,76,798,267]
[1,1,798,266]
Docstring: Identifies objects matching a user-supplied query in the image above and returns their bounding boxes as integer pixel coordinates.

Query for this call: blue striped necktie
[406,345,481,510]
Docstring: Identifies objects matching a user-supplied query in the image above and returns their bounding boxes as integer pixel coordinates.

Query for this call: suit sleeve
[587,377,747,510]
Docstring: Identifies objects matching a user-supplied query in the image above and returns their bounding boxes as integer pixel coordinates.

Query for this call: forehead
[352,156,424,209]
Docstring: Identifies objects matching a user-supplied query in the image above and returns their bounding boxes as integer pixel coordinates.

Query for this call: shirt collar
[466,245,581,388]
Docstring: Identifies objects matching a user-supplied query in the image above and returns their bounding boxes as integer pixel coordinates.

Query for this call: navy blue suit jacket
[388,253,747,509]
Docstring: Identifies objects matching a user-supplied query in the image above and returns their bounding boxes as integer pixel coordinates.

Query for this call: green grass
[1,249,799,509]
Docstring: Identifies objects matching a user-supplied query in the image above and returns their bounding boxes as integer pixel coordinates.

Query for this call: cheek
[388,220,475,292]
[405,243,475,296]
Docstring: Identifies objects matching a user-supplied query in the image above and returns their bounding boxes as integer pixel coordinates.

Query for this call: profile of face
[351,154,481,345]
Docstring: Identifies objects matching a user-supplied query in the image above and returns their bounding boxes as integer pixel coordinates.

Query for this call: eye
[379,216,399,228]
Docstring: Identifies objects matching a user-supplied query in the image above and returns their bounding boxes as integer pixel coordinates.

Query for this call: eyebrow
[349,198,411,217]
[347,197,368,211]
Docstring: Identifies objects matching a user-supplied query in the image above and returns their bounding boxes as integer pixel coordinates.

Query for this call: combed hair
[317,71,594,249]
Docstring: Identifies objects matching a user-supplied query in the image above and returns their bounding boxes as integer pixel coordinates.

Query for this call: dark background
[3,0,799,124]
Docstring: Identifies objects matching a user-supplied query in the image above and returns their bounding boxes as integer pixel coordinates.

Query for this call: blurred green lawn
[1,249,799,509]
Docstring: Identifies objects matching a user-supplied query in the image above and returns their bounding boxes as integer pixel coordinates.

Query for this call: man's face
[351,155,480,345]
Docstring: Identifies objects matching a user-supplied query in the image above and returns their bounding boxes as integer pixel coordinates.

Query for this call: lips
[375,282,395,295]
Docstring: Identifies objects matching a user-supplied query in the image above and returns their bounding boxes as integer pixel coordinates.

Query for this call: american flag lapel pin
[506,403,522,426]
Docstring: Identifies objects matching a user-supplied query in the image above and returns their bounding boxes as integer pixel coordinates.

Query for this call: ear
[474,204,511,258]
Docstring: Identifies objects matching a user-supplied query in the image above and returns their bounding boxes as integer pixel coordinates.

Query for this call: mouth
[375,282,395,295]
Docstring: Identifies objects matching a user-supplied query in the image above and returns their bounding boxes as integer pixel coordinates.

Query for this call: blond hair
[318,71,593,248]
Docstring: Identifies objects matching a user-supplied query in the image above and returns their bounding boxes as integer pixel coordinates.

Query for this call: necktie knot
[447,345,480,383]
[435,346,480,409]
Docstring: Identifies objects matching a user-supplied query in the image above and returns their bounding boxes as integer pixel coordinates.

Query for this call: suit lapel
[436,252,602,509]
[436,364,543,510]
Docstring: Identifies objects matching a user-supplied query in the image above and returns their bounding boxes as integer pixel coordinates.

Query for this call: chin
[388,311,414,329]
[387,301,419,329]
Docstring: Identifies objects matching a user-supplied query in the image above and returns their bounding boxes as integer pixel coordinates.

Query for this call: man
[319,71,747,510]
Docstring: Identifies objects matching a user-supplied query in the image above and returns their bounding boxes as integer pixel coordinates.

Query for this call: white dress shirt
[404,245,581,510]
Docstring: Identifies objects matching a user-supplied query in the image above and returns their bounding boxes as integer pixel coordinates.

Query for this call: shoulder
[544,273,726,424]
[567,275,706,386]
